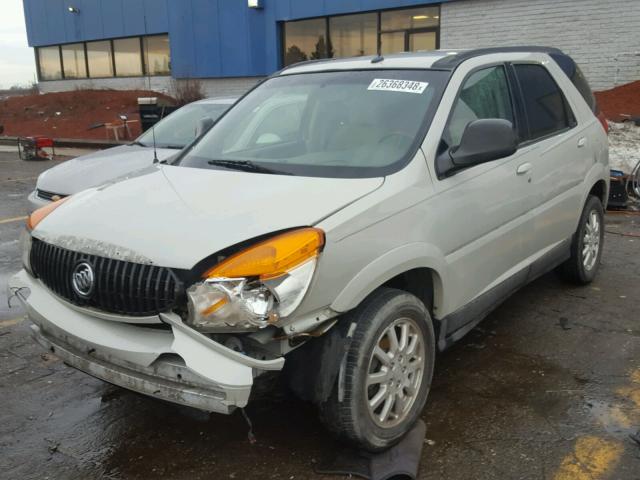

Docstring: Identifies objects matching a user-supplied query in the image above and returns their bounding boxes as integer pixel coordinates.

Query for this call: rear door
[511,62,590,261]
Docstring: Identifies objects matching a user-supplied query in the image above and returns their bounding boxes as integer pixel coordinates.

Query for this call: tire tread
[319,287,434,451]
[560,195,604,285]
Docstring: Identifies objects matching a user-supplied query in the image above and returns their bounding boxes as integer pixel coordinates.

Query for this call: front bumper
[9,270,284,413]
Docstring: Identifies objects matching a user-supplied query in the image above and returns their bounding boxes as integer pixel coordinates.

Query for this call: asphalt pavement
[1,151,639,479]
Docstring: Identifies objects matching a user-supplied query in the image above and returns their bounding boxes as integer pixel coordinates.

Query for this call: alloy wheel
[582,210,601,271]
[366,317,425,428]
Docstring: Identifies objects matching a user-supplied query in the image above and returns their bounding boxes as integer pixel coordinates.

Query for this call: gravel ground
[1,152,640,480]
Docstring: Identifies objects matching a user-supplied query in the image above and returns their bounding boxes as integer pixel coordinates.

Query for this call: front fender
[330,242,447,315]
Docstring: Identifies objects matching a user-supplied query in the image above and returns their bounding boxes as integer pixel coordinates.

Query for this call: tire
[319,287,435,452]
[560,195,605,284]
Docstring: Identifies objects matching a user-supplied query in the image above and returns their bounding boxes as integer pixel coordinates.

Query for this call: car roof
[194,97,238,105]
[279,46,565,75]
[279,51,453,75]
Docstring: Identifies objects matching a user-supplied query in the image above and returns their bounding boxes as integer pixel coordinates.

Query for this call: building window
[380,6,440,31]
[144,35,171,75]
[37,46,62,80]
[283,18,329,65]
[36,34,170,81]
[282,5,440,66]
[114,37,143,77]
[329,13,377,58]
[380,6,439,54]
[61,43,87,79]
[87,40,114,78]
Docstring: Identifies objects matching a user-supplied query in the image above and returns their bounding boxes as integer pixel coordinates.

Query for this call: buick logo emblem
[71,262,95,298]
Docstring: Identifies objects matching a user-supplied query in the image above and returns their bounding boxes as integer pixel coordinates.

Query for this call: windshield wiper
[163,144,185,150]
[207,159,292,175]
[129,140,148,147]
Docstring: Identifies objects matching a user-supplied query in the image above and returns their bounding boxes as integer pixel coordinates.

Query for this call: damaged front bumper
[9,269,284,414]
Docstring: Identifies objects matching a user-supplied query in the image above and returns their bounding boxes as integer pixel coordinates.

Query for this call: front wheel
[560,195,605,284]
[319,288,435,452]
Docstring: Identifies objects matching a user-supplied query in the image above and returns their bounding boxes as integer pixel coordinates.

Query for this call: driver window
[443,65,514,148]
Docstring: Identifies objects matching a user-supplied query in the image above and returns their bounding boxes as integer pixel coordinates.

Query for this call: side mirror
[437,119,517,177]
[195,117,215,138]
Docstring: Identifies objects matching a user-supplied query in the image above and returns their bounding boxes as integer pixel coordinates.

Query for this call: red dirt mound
[595,80,640,122]
[0,89,175,140]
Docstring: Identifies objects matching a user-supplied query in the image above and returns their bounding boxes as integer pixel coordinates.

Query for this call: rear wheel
[560,195,605,284]
[319,288,435,452]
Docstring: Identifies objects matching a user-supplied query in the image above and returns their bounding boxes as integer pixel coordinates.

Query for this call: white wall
[441,0,640,91]
[37,76,263,99]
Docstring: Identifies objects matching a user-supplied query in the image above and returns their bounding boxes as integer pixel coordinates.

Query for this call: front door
[428,64,535,319]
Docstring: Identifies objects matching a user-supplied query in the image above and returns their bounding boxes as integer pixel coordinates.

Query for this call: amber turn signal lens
[204,228,325,281]
[27,197,69,231]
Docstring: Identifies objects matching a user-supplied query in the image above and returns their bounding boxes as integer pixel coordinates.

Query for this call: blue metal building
[23,0,446,91]
[24,0,635,93]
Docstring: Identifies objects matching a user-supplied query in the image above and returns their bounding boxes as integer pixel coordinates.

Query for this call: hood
[33,165,384,269]
[36,145,177,195]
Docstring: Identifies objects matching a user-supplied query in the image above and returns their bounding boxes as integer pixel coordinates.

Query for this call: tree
[310,36,333,60]
[284,45,308,66]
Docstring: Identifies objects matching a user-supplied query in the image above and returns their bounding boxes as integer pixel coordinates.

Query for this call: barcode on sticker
[367,79,428,94]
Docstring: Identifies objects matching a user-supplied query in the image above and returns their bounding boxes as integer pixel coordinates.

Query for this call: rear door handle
[577,137,587,148]
[516,162,532,175]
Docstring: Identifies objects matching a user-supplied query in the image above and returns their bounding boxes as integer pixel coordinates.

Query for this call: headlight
[20,229,33,275]
[186,228,324,331]
[27,196,69,231]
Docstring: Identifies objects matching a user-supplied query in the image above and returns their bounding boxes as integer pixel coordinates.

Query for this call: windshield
[137,102,231,149]
[177,70,447,178]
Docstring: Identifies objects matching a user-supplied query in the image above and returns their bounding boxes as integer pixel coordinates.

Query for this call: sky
[0,0,36,89]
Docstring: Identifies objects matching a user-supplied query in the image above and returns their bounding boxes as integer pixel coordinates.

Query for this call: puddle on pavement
[587,399,638,437]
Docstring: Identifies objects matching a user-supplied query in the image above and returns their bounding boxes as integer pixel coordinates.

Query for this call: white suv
[11,47,608,452]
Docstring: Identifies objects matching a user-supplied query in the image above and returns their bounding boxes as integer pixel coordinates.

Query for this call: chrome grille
[30,238,183,317]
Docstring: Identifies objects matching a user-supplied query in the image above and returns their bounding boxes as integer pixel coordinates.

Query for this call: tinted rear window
[515,64,573,141]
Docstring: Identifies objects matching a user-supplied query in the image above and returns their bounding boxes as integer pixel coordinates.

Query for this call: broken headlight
[186,228,324,331]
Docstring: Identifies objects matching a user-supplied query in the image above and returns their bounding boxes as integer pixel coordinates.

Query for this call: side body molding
[330,242,447,315]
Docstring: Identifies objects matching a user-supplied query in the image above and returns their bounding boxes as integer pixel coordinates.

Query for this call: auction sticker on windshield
[367,79,428,94]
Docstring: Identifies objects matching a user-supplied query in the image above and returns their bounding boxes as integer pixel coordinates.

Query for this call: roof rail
[432,46,565,69]
[277,56,342,75]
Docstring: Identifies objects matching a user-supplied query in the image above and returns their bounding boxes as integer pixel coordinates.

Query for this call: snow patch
[608,121,640,174]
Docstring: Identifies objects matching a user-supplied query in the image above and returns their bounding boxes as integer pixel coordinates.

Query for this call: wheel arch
[330,243,447,319]
[286,246,445,408]
[588,178,608,207]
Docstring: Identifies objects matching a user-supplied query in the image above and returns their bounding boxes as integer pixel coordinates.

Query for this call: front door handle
[516,162,532,175]
[577,137,587,148]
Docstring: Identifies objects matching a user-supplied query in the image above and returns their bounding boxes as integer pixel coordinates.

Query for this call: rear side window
[550,54,596,112]
[514,64,573,141]
[570,66,596,112]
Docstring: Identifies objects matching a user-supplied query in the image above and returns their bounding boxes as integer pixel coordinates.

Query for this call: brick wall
[440,0,640,91]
